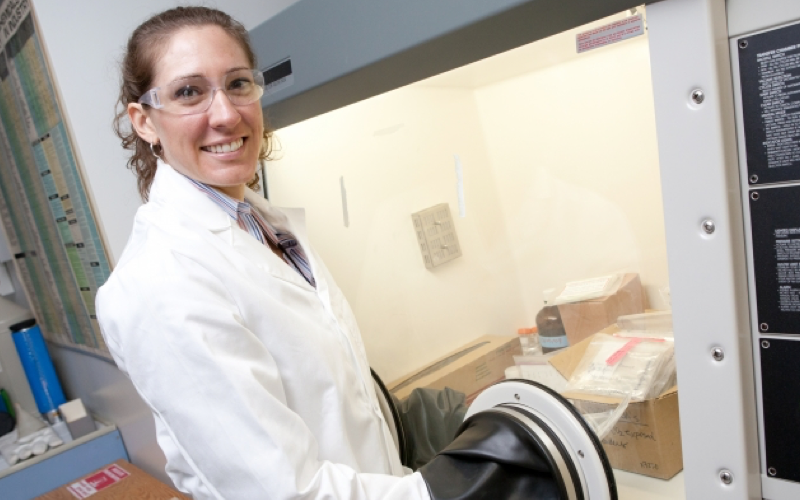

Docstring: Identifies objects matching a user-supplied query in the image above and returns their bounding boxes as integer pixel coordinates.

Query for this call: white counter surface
[615,470,685,499]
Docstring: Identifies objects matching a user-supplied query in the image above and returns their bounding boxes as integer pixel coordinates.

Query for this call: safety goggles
[138,68,265,115]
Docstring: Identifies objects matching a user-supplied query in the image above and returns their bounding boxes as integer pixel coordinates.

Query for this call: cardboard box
[37,459,189,500]
[388,335,521,402]
[549,329,682,480]
[556,273,646,346]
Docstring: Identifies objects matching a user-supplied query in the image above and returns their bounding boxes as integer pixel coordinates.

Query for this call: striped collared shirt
[185,176,316,288]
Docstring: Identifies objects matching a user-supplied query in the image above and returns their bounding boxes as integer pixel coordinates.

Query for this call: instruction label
[750,185,800,332]
[739,21,800,184]
[576,14,644,53]
[775,229,800,312]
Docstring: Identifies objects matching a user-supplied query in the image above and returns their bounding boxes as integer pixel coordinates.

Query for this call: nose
[206,89,241,128]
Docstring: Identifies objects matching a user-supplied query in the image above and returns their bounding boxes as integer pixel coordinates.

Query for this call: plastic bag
[569,393,631,440]
[563,333,675,402]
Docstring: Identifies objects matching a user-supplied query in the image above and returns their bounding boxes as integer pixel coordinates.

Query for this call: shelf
[0,421,128,500]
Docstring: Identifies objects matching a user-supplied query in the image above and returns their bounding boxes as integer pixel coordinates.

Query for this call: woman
[98,7,430,499]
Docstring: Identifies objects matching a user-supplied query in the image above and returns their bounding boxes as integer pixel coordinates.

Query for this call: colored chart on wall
[0,1,111,355]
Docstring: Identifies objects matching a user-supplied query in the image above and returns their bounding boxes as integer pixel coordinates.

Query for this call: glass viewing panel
[266,10,670,385]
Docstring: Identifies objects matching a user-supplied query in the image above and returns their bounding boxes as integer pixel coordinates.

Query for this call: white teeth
[204,138,243,153]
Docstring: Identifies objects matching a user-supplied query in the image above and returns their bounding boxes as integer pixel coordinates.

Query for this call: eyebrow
[169,67,252,83]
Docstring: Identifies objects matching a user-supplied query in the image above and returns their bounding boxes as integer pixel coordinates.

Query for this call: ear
[127,103,160,145]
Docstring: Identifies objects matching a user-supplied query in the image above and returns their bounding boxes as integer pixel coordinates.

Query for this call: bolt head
[712,348,724,361]
[702,220,716,234]
[692,89,705,104]
[720,470,733,484]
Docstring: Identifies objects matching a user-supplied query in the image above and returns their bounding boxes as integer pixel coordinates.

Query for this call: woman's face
[131,25,263,199]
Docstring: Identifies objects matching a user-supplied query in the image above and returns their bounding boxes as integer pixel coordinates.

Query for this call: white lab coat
[96,162,431,500]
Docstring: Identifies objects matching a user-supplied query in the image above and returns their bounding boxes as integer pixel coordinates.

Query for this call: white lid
[0,296,32,333]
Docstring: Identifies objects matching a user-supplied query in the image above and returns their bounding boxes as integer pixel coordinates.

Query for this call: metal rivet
[578,450,585,458]
[514,393,520,400]
[739,40,748,49]
[720,469,733,485]
[749,174,758,184]
[762,340,771,349]
[691,89,705,105]
[702,220,716,234]
[768,467,777,476]
[751,192,760,201]
[712,348,724,361]
[760,323,769,332]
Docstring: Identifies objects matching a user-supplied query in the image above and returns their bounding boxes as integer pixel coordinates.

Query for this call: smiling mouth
[201,138,244,153]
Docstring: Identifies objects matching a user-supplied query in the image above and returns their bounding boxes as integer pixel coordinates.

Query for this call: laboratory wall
[24,0,300,482]
[267,30,668,382]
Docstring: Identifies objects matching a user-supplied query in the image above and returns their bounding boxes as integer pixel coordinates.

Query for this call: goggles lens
[140,69,264,115]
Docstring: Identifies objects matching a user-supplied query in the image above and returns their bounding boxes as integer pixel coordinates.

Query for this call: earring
[149,142,163,159]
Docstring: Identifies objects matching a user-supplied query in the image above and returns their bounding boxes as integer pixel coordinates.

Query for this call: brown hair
[113,6,273,201]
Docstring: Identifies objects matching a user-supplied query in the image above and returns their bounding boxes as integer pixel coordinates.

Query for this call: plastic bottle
[517,327,540,355]
[536,292,569,353]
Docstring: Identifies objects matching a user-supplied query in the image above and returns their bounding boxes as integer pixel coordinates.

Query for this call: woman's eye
[228,78,253,93]
[173,86,203,100]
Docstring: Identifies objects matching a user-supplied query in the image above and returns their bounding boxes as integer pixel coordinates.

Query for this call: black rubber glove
[419,410,562,500]
[393,387,468,470]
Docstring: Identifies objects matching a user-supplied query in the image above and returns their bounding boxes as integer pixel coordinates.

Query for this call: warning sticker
[577,14,645,53]
[67,465,129,499]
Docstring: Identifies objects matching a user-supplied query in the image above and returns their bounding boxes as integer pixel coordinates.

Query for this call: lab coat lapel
[228,221,313,291]
[150,163,312,290]
[240,192,316,290]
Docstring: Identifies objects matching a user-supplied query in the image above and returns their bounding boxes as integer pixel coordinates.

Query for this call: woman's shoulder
[101,205,229,303]
[96,207,234,347]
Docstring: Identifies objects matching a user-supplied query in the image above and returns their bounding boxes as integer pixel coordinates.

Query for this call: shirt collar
[181,174,252,222]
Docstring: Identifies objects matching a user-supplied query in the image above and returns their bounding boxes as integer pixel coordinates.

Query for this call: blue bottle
[11,319,66,421]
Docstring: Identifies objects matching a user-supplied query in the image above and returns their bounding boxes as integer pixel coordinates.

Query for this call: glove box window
[265,10,669,385]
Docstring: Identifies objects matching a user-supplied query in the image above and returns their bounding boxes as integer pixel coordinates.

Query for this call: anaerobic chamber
[249,0,800,498]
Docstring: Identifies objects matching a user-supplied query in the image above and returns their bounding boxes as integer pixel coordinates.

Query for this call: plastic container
[517,327,540,355]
